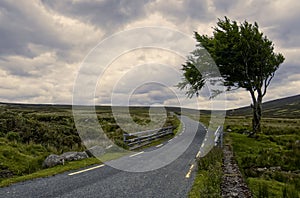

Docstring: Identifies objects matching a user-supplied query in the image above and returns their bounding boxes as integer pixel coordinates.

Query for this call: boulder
[43,152,89,168]
[60,151,88,161]
[42,154,63,168]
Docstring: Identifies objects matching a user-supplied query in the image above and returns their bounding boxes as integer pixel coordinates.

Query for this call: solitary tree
[178,17,285,136]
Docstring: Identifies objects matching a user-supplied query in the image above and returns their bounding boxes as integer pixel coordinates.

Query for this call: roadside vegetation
[226,116,300,197]
[189,115,300,198]
[0,104,179,186]
[189,95,300,197]
[189,112,223,198]
[189,147,223,198]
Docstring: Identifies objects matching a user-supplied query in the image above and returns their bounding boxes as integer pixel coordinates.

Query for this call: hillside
[227,94,300,118]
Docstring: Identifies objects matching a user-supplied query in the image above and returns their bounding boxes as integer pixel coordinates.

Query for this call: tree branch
[262,72,274,97]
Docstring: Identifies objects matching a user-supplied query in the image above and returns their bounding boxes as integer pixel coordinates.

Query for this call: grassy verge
[188,111,223,197]
[226,116,300,197]
[189,147,223,198]
[0,157,100,187]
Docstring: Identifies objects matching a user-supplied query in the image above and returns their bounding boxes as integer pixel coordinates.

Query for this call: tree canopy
[179,17,285,135]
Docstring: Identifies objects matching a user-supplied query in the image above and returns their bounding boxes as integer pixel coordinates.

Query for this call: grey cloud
[266,20,300,48]
[0,1,68,57]
[148,0,215,24]
[270,63,299,86]
[41,0,152,34]
[212,0,240,13]
[130,83,179,106]
[0,0,299,107]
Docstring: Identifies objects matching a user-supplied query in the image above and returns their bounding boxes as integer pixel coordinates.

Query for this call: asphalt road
[0,116,207,198]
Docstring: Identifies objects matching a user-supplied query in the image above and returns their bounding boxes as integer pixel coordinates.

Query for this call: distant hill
[227,94,300,118]
[1,94,299,118]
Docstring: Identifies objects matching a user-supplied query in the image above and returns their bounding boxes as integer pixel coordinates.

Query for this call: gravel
[221,145,252,198]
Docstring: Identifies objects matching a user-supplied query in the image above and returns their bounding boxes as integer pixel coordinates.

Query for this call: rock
[231,192,239,197]
[270,166,281,172]
[60,152,88,161]
[42,154,63,168]
[221,145,253,197]
[0,169,14,178]
[257,167,267,172]
[227,129,232,132]
[43,152,89,168]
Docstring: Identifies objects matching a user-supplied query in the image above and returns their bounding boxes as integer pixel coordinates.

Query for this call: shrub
[6,132,21,142]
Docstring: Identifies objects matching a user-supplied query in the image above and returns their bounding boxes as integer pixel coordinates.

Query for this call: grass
[98,151,131,161]
[247,177,299,198]
[188,112,223,198]
[225,116,300,197]
[0,157,100,187]
[189,109,300,198]
[189,147,223,198]
[0,138,49,177]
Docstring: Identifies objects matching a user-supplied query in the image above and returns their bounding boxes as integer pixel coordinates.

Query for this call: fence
[214,126,223,147]
[123,126,174,150]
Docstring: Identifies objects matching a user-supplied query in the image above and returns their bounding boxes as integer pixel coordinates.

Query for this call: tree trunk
[249,91,263,137]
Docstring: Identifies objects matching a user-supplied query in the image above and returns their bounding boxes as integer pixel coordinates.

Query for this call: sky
[0,0,299,110]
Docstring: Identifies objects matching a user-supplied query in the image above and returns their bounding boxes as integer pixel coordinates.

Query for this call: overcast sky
[0,0,299,109]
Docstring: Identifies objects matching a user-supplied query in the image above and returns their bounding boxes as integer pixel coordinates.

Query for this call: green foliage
[179,17,285,134]
[0,138,48,178]
[193,17,284,93]
[0,157,100,187]
[226,116,300,197]
[0,107,83,152]
[189,147,223,198]
[258,182,269,198]
[6,132,21,142]
[248,178,300,198]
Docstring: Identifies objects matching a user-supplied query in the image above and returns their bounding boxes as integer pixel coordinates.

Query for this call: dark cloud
[41,0,153,34]
[0,1,69,57]
[148,0,215,24]
[212,0,239,13]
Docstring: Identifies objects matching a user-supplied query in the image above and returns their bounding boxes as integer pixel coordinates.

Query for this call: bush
[6,132,21,142]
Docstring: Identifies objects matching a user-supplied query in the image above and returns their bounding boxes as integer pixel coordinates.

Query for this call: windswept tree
[178,17,285,136]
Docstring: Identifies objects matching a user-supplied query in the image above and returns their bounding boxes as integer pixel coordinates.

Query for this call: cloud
[41,0,152,34]
[0,0,299,110]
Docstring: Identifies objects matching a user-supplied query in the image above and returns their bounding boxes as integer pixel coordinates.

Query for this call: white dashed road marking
[68,164,105,176]
[156,144,163,148]
[129,151,144,158]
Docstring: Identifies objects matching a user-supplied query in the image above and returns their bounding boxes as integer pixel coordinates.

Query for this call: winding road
[0,116,207,198]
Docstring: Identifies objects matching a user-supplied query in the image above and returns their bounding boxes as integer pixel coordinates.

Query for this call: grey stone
[42,152,89,168]
[60,152,88,161]
[42,154,63,168]
[257,167,267,172]
[270,166,281,171]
